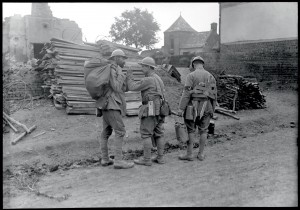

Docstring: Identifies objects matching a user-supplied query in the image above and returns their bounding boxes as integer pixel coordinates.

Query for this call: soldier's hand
[127,68,133,77]
[116,65,123,74]
[177,109,184,117]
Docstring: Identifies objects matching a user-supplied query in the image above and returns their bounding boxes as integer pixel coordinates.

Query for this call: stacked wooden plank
[34,38,144,116]
[217,75,266,111]
[48,38,101,114]
[95,39,143,62]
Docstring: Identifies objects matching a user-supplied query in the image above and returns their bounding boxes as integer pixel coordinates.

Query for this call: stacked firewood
[34,38,143,115]
[217,75,266,111]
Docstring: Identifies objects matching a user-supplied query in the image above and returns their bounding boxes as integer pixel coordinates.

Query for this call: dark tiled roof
[165,15,197,32]
[181,31,211,48]
[212,41,220,49]
[140,49,159,57]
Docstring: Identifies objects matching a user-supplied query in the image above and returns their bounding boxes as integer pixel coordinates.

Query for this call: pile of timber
[217,75,266,111]
[35,38,102,114]
[95,39,142,61]
[34,38,143,115]
[161,64,181,83]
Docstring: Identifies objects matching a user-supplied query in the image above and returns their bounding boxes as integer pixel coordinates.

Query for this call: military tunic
[179,67,217,133]
[127,71,165,139]
[96,64,128,138]
[96,64,127,116]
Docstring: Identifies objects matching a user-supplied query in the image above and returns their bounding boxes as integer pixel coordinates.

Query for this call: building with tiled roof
[165,15,197,33]
[163,15,219,55]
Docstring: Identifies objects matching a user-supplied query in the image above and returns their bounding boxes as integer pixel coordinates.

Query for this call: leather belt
[142,96,161,105]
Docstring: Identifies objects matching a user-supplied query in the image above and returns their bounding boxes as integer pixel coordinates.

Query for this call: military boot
[178,132,195,161]
[151,136,165,164]
[197,153,206,161]
[134,137,152,166]
[113,136,134,169]
[100,135,114,166]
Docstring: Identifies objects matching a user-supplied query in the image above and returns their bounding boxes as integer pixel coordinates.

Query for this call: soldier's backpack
[84,57,111,100]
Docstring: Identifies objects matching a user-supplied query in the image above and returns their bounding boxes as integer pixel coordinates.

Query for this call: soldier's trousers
[140,115,165,139]
[100,109,126,160]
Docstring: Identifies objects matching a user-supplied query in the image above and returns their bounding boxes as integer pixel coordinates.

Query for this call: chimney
[31,3,53,17]
[211,22,217,33]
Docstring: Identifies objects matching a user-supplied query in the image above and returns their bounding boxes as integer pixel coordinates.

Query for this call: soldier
[97,49,134,169]
[177,56,217,161]
[126,57,166,166]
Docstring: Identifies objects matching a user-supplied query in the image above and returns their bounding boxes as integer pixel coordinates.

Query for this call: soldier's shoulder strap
[207,73,217,100]
[152,75,165,100]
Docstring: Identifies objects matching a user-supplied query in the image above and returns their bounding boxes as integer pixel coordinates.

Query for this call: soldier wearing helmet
[126,57,167,166]
[97,49,134,169]
[108,49,127,68]
[177,56,217,161]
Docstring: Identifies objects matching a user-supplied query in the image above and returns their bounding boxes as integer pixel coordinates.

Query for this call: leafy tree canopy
[109,7,160,49]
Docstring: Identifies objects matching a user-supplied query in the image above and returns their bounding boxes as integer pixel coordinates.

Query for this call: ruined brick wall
[218,39,298,82]
[3,3,82,63]
[2,15,28,62]
[25,16,82,45]
[197,51,221,75]
[31,3,53,17]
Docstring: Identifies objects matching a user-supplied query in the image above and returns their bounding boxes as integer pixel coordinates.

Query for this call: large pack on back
[84,57,111,100]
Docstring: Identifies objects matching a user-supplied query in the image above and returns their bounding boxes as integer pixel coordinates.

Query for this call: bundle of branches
[3,55,35,131]
[217,75,266,111]
[3,54,34,102]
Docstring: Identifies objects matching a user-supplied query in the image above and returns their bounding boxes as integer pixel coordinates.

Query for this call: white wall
[221,2,298,43]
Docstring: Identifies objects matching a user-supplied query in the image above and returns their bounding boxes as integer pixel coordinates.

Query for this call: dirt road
[3,89,298,207]
[4,127,298,207]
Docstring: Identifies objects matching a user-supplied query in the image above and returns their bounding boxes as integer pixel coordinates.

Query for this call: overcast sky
[3,2,219,49]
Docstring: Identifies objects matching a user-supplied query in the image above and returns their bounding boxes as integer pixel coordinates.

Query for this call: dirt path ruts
[4,127,297,208]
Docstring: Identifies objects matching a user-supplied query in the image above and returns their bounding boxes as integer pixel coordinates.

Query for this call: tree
[109,7,160,49]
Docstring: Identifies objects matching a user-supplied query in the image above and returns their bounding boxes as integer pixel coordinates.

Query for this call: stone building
[162,15,219,56]
[3,3,82,62]
[218,2,298,81]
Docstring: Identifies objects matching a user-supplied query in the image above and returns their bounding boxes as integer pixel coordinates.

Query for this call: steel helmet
[108,49,128,60]
[138,57,156,69]
[191,56,205,68]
